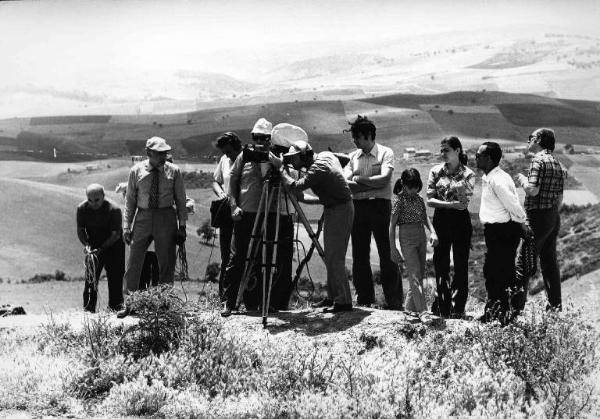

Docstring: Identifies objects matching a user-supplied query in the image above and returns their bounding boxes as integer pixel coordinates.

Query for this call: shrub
[102,374,171,416]
[119,285,187,359]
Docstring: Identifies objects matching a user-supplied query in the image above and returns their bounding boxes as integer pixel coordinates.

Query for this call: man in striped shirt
[344,115,402,309]
[516,128,566,310]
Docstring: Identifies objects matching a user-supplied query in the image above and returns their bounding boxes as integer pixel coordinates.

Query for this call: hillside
[1,90,600,164]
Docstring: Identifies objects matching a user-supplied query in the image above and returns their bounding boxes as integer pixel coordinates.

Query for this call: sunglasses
[528,134,538,143]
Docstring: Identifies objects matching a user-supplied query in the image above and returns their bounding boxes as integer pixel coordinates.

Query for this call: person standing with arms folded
[516,128,566,311]
[344,115,402,309]
[212,132,242,300]
[427,136,475,318]
[476,142,531,324]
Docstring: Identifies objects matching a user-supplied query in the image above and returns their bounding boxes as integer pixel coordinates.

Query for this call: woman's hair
[393,168,423,194]
[441,136,468,165]
[215,131,242,152]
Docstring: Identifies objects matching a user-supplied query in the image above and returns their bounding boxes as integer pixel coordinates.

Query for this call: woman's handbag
[210,198,232,228]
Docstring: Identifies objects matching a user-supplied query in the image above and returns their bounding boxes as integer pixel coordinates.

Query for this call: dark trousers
[432,209,472,316]
[351,199,402,308]
[218,219,234,301]
[222,212,294,310]
[528,207,562,310]
[83,244,125,312]
[483,221,521,322]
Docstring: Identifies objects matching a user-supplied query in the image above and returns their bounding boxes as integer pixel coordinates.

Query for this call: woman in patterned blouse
[426,136,475,318]
[389,168,438,315]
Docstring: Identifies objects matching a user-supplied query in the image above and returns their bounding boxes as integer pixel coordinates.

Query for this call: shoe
[221,307,232,318]
[477,314,489,323]
[116,307,130,319]
[326,303,353,313]
[311,298,333,308]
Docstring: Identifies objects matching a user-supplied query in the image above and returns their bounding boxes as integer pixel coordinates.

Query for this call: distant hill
[1,90,600,162]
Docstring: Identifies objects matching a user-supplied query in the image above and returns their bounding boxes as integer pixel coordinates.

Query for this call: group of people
[76,113,566,324]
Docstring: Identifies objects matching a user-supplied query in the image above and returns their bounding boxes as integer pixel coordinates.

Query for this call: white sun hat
[251,118,273,135]
[271,123,308,148]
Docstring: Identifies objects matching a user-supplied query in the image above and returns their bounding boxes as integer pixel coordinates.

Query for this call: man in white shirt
[476,142,531,324]
[344,115,402,309]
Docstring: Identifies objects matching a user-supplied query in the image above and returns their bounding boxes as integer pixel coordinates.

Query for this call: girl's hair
[441,136,468,165]
[393,168,423,194]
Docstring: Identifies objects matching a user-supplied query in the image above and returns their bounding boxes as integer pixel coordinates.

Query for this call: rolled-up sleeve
[228,154,243,204]
[382,148,394,173]
[123,168,138,230]
[173,168,188,225]
[528,159,541,187]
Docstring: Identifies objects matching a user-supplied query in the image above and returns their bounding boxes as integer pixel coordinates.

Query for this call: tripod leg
[261,183,271,320]
[287,190,325,258]
[264,185,283,327]
[235,183,267,308]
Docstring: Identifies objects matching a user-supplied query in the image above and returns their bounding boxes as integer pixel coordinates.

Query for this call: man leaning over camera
[221,118,294,317]
[272,140,354,312]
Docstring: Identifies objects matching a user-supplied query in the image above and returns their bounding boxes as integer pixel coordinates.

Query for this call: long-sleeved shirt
[479,166,526,225]
[290,151,352,208]
[124,160,187,229]
[228,152,288,213]
[344,143,394,200]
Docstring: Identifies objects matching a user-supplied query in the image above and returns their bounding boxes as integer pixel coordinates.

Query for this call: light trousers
[398,223,428,312]
[323,201,354,305]
[124,208,178,293]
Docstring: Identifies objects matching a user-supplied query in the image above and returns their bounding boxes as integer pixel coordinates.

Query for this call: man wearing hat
[273,140,354,312]
[221,118,295,316]
[117,136,188,318]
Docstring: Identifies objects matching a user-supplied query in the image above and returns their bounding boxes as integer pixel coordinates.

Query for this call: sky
[0,0,599,100]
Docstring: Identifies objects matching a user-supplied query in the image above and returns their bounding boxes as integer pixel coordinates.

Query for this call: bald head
[86,183,105,210]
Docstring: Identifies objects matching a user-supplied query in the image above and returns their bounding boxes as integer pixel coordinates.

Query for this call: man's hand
[231,206,243,221]
[520,223,534,240]
[176,226,187,245]
[516,173,528,187]
[429,232,439,247]
[391,247,405,268]
[352,175,369,184]
[123,229,132,245]
[218,191,228,200]
[269,152,283,170]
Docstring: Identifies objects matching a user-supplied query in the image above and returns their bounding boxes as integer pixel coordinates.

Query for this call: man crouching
[271,140,354,312]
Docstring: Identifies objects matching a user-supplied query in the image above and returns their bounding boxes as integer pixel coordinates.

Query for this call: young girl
[389,168,438,314]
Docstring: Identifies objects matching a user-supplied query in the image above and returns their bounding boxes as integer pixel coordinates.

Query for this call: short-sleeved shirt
[213,154,234,195]
[426,163,475,204]
[291,151,352,208]
[524,150,566,211]
[344,143,394,200]
[392,191,427,225]
[77,199,123,249]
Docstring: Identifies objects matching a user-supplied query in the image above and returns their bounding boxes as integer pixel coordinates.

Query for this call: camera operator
[271,140,354,312]
[221,118,294,317]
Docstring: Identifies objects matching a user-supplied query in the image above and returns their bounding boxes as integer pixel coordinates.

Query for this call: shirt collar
[441,162,465,177]
[483,165,500,180]
[145,161,165,172]
[357,143,378,158]
[535,149,552,158]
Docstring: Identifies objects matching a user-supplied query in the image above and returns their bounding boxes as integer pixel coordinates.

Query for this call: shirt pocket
[370,162,382,176]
